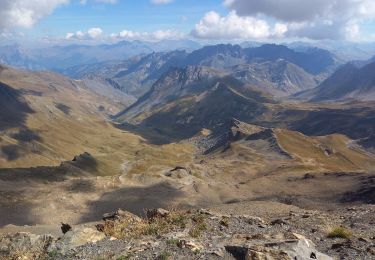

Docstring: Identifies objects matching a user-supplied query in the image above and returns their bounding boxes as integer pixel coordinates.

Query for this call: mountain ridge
[294,60,375,101]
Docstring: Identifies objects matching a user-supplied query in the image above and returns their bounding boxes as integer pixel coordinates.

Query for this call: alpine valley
[0,41,374,260]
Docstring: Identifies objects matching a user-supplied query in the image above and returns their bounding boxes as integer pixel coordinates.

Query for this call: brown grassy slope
[0,66,194,175]
[275,129,374,172]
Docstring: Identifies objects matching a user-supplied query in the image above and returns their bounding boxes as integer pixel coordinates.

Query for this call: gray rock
[50,226,105,254]
[0,232,54,259]
[225,233,332,260]
[103,208,142,222]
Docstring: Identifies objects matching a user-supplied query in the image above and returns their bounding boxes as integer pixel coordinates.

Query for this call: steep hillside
[200,119,374,172]
[80,74,136,107]
[183,44,246,69]
[295,61,375,101]
[116,64,375,153]
[231,60,319,96]
[244,45,337,75]
[115,66,273,139]
[0,65,193,173]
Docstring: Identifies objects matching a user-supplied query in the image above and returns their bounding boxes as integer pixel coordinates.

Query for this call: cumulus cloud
[111,29,184,41]
[0,0,69,29]
[87,27,103,38]
[66,27,103,40]
[191,11,286,40]
[151,0,173,4]
[223,0,375,40]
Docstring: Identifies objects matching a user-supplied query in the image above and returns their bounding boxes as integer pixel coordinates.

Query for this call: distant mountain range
[0,40,202,71]
[67,44,337,98]
[113,63,375,152]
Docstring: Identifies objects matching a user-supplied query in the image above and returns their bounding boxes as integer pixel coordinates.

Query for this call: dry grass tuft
[188,212,207,238]
[327,227,352,239]
[102,210,188,239]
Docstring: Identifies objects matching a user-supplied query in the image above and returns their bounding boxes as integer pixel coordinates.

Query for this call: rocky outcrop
[0,208,333,260]
[225,233,332,260]
[50,226,106,254]
[0,232,54,260]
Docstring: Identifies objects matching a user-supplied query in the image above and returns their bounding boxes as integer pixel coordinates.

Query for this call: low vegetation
[188,212,207,238]
[102,210,188,239]
[327,227,352,239]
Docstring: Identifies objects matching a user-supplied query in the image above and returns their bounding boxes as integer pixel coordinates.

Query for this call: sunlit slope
[0,65,194,174]
[201,120,375,173]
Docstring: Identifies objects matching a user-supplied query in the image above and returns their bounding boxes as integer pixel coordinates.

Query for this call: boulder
[50,226,105,254]
[225,233,332,260]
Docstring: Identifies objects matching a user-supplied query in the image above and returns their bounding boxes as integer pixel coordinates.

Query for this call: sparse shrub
[220,216,229,227]
[189,222,207,238]
[48,249,58,258]
[166,238,180,246]
[189,212,207,238]
[157,251,171,260]
[191,212,206,224]
[102,209,188,239]
[168,212,187,229]
[116,254,133,260]
[327,227,352,239]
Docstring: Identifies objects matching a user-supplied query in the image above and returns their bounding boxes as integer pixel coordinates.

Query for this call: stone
[61,223,72,234]
[367,246,375,255]
[240,215,265,225]
[0,232,54,260]
[358,237,370,243]
[270,219,288,226]
[103,209,142,222]
[146,208,170,220]
[51,226,105,254]
[178,239,203,252]
[225,233,332,260]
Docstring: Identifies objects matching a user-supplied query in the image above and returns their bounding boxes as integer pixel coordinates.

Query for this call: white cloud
[151,0,173,4]
[65,32,75,39]
[191,11,286,40]
[223,0,375,41]
[66,27,103,40]
[0,0,69,29]
[80,0,117,5]
[345,22,361,41]
[111,29,184,41]
[95,0,117,3]
[87,27,103,38]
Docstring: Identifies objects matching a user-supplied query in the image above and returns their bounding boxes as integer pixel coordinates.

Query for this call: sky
[1,0,375,45]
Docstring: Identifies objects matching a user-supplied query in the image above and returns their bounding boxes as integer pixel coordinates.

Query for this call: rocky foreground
[0,201,374,260]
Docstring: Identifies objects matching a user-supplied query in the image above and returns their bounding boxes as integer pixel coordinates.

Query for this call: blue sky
[36,0,226,37]
[1,0,375,45]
